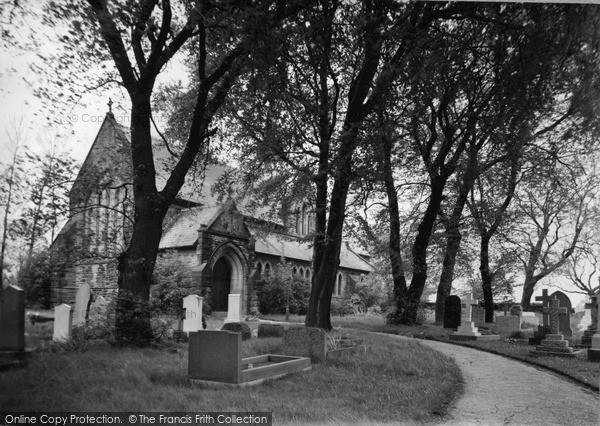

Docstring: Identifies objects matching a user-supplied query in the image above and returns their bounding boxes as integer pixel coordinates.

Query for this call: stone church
[50,112,373,318]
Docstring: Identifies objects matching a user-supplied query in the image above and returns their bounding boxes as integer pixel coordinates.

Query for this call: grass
[355,320,600,391]
[3,320,462,424]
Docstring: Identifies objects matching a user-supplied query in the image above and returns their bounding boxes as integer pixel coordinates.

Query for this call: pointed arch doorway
[212,257,231,312]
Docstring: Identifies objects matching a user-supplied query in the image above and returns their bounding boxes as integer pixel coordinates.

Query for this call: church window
[292,267,297,276]
[336,273,343,296]
[305,269,311,279]
[255,261,263,275]
[264,262,271,277]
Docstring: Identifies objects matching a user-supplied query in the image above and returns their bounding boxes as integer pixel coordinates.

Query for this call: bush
[331,297,353,316]
[509,330,526,339]
[257,275,311,315]
[151,253,196,315]
[221,322,252,340]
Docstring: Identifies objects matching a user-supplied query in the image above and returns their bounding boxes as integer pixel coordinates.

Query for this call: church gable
[206,206,251,241]
[69,113,132,209]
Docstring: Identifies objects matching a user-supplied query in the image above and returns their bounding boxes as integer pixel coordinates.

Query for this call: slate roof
[159,206,221,249]
[253,230,373,273]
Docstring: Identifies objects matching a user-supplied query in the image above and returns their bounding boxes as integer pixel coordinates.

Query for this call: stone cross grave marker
[584,295,598,332]
[543,299,568,335]
[73,283,92,327]
[182,295,203,333]
[53,304,73,342]
[0,285,25,352]
[535,289,552,326]
[461,293,478,324]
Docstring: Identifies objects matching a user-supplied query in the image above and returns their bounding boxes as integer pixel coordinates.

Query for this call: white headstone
[73,283,92,327]
[225,294,241,323]
[53,304,73,342]
[182,295,203,333]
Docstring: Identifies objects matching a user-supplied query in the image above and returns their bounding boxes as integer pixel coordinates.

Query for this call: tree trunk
[380,116,408,320]
[435,230,462,324]
[115,96,165,345]
[520,276,536,310]
[435,145,478,323]
[308,170,350,330]
[479,234,494,323]
[393,176,446,324]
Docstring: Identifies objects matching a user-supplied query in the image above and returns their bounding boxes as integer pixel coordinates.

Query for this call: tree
[30,0,305,345]
[0,118,27,291]
[512,144,598,309]
[11,145,75,269]
[387,3,600,324]
[221,1,475,329]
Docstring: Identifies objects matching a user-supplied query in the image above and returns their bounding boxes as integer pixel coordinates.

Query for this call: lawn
[2,320,461,425]
[347,319,600,391]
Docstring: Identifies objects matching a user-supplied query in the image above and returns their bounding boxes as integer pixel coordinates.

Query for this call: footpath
[413,338,599,425]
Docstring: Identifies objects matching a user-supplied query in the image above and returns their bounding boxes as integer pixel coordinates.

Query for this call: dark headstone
[550,291,572,337]
[0,286,25,352]
[189,331,241,384]
[282,327,326,362]
[258,323,284,338]
[444,295,461,330]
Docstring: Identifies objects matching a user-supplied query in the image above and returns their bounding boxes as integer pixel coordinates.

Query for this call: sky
[0,1,595,310]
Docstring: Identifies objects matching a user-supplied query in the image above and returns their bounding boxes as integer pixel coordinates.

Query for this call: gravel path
[414,338,599,425]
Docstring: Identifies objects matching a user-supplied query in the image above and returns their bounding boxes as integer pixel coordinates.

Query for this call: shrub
[331,297,353,316]
[257,275,311,315]
[221,322,252,340]
[509,330,526,339]
[151,253,196,315]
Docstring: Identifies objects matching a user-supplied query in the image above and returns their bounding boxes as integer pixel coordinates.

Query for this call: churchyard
[0,317,460,424]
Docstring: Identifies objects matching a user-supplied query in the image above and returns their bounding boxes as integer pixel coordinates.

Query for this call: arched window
[292,267,297,276]
[298,267,304,277]
[264,262,271,277]
[255,261,263,276]
[305,269,311,279]
[336,273,343,296]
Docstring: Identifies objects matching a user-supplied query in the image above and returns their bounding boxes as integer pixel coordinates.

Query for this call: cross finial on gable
[107,98,113,115]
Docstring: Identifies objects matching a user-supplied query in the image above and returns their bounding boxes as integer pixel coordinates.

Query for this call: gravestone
[531,299,581,357]
[495,316,520,335]
[258,323,284,338]
[72,283,92,327]
[471,306,486,326]
[451,293,481,339]
[443,295,461,330]
[535,289,552,326]
[530,289,552,345]
[0,285,25,352]
[189,331,241,383]
[550,291,572,337]
[182,295,204,333]
[53,304,73,342]
[224,293,241,324]
[509,304,523,318]
[581,295,598,348]
[282,327,327,362]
